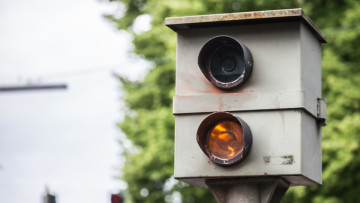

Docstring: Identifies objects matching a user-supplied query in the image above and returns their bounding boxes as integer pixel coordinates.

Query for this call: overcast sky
[0,0,150,202]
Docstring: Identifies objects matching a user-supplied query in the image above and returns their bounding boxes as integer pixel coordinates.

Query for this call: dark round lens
[221,57,236,72]
[198,35,253,89]
[209,45,245,83]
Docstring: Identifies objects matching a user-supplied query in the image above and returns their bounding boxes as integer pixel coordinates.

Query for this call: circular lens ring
[221,56,236,72]
[198,35,253,90]
[196,112,253,166]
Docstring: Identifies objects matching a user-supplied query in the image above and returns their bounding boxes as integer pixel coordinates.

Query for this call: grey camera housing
[166,8,327,188]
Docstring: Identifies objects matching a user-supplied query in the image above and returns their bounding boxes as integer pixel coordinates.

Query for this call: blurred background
[0,0,149,202]
[2,0,360,203]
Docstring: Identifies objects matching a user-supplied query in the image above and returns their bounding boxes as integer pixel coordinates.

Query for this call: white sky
[0,0,149,202]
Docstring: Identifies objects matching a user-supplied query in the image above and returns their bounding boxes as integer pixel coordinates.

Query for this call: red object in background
[111,194,123,203]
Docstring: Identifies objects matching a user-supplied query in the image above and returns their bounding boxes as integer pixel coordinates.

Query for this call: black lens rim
[198,35,253,90]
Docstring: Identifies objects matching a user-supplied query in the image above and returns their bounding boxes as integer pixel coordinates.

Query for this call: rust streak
[263,156,271,164]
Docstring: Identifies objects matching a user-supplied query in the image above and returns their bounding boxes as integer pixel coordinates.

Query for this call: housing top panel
[165,8,327,43]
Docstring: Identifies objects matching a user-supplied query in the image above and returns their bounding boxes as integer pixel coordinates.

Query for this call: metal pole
[206,177,289,203]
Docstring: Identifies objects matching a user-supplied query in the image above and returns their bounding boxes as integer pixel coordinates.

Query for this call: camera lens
[209,45,245,83]
[198,35,253,90]
[221,57,236,72]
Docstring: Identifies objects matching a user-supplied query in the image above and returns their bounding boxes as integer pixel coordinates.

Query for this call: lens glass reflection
[208,120,244,159]
[209,44,245,83]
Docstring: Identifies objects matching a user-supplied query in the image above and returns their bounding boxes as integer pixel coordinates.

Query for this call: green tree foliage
[106,0,360,202]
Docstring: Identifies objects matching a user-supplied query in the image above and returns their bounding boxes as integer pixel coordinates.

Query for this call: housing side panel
[300,23,322,98]
[301,112,322,184]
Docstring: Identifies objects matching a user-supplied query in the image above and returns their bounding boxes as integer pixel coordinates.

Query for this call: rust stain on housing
[252,11,265,18]
[263,156,271,164]
[165,8,302,25]
[263,155,295,165]
[281,155,294,165]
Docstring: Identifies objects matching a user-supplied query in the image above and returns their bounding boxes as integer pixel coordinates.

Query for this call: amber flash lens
[208,121,244,159]
[197,112,252,166]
